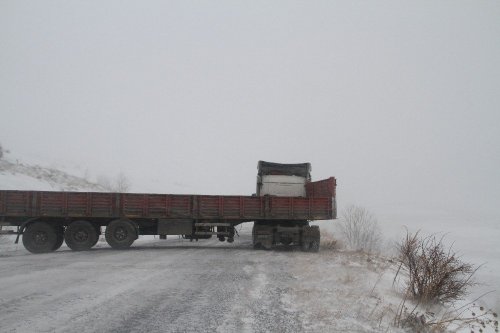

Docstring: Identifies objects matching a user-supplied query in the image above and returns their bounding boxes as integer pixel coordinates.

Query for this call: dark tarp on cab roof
[257,161,311,179]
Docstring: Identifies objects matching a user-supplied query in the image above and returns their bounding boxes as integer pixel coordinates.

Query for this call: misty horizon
[1,1,499,222]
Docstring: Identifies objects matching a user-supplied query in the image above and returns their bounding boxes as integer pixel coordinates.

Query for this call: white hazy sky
[1,1,499,220]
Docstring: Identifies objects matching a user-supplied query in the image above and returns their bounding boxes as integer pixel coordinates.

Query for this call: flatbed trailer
[0,161,336,254]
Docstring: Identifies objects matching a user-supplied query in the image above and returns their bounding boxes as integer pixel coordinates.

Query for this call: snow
[0,229,408,333]
[0,157,105,192]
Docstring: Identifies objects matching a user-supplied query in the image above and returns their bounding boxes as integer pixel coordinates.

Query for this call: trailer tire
[65,220,98,251]
[91,236,99,247]
[105,219,137,249]
[91,225,101,247]
[22,222,58,254]
[53,226,65,251]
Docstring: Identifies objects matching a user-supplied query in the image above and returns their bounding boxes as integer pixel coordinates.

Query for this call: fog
[1,1,499,223]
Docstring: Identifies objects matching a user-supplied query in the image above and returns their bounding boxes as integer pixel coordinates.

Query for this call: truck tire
[301,225,320,252]
[310,226,320,252]
[53,225,65,251]
[22,221,58,254]
[64,220,98,251]
[301,226,311,252]
[252,224,262,249]
[105,219,137,249]
[310,239,320,252]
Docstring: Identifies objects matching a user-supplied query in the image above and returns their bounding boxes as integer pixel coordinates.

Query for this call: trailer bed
[0,190,334,224]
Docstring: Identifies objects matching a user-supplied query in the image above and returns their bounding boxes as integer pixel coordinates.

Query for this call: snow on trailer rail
[0,162,336,254]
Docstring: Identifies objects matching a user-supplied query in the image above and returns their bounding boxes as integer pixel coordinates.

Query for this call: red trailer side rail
[0,191,333,222]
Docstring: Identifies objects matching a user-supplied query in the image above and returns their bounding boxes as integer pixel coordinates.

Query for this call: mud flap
[15,218,38,244]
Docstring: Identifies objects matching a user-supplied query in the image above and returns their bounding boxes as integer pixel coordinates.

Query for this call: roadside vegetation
[323,206,498,332]
[338,204,382,253]
[393,231,498,332]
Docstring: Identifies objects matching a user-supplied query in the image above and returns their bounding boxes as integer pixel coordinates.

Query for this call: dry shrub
[338,205,381,253]
[395,231,477,304]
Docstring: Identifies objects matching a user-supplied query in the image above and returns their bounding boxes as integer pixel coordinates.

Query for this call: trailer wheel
[91,236,100,247]
[53,226,65,251]
[22,222,58,254]
[105,219,137,249]
[90,225,101,247]
[64,220,98,251]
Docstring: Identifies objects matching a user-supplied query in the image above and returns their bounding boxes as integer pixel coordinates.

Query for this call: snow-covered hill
[0,157,106,192]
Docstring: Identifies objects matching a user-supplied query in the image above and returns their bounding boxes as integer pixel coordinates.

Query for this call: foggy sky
[1,1,499,221]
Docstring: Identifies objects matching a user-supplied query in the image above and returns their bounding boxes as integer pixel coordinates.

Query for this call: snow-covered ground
[320,205,500,313]
[0,228,405,333]
[2,228,497,333]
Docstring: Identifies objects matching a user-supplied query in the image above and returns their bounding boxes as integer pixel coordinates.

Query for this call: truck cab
[256,161,311,197]
[253,161,321,251]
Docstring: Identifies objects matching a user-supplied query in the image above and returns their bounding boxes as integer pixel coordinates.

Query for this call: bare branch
[338,205,381,253]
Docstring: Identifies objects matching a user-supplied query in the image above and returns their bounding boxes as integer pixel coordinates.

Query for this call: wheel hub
[114,227,128,241]
[34,231,48,244]
[74,230,89,242]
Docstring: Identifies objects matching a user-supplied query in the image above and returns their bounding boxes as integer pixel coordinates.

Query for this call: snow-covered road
[0,226,401,333]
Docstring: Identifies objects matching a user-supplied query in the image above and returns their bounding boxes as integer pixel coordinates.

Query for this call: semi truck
[0,161,336,254]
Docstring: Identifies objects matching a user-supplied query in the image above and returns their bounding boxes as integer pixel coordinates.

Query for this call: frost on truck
[0,161,337,254]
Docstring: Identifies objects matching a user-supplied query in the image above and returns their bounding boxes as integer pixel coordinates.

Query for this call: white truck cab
[256,161,311,197]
